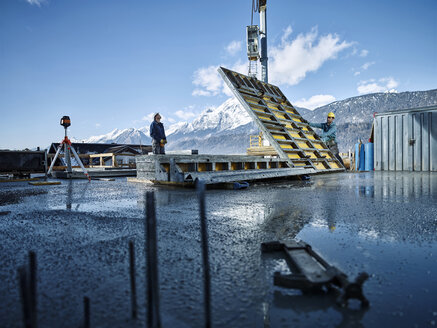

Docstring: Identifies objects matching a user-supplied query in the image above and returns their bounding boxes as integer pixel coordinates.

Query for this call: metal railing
[249,134,262,148]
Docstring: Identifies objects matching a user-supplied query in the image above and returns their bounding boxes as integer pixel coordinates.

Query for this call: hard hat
[327,112,335,118]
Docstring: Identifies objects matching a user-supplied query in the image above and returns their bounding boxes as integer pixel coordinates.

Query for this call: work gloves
[160,139,167,145]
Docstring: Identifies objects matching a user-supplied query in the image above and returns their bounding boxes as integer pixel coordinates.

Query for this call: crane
[247,0,268,82]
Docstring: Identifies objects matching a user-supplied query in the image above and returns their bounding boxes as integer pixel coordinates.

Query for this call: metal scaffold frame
[218,67,344,172]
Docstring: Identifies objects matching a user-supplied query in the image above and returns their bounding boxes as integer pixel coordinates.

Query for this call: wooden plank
[28,181,61,186]
[0,177,41,183]
[246,146,278,156]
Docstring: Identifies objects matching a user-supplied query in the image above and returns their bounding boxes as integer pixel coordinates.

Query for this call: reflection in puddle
[272,290,368,328]
[356,172,436,202]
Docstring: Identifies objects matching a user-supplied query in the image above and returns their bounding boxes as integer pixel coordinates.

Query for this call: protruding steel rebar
[129,240,138,319]
[145,191,161,328]
[197,181,211,328]
[83,296,90,328]
[18,266,31,328]
[29,251,37,328]
[262,302,270,328]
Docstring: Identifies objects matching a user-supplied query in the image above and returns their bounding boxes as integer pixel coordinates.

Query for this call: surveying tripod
[47,116,91,181]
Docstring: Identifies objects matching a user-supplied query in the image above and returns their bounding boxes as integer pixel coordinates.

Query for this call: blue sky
[1,0,436,149]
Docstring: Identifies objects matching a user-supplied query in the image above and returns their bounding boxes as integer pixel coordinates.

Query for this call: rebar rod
[29,251,37,328]
[129,240,138,319]
[18,266,31,328]
[83,296,90,328]
[145,191,161,328]
[197,181,211,328]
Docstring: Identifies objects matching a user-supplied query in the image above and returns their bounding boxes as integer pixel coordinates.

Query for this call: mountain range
[76,89,437,154]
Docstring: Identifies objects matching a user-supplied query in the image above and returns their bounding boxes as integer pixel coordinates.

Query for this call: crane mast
[259,0,268,83]
[247,0,268,82]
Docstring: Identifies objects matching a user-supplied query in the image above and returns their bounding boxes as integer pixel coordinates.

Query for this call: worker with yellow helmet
[309,112,344,166]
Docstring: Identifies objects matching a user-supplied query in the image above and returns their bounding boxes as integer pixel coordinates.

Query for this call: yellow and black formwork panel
[218,67,344,172]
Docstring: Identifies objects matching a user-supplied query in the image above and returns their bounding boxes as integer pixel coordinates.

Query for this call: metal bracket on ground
[261,240,369,308]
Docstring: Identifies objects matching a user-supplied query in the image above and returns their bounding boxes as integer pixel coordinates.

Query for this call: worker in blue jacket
[309,112,344,167]
[150,113,167,154]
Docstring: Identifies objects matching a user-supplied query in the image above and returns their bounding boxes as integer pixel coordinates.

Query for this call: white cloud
[360,49,369,57]
[226,41,242,56]
[361,61,375,70]
[354,61,375,76]
[167,117,176,123]
[357,77,399,94]
[230,61,248,75]
[192,26,352,96]
[95,123,101,128]
[281,26,293,44]
[142,113,156,122]
[192,61,248,97]
[26,0,46,6]
[269,26,353,86]
[192,89,213,96]
[294,94,336,110]
[140,112,170,123]
[192,65,223,96]
[175,109,196,120]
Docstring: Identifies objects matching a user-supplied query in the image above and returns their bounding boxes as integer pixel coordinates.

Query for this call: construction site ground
[0,171,436,327]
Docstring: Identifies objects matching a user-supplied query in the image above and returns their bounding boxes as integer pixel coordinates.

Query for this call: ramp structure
[219,67,344,171]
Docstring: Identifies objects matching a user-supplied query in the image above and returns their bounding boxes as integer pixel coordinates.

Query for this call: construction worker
[150,113,167,154]
[309,112,345,167]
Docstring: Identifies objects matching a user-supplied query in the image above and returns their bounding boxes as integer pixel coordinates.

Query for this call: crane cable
[251,0,259,25]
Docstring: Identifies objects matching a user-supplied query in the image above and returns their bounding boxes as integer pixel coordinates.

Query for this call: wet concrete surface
[0,172,436,327]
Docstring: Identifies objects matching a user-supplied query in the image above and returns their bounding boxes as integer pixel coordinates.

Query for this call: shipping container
[374,106,437,171]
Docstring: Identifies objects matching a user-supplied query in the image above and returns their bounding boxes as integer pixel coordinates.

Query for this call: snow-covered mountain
[300,90,437,125]
[166,97,258,153]
[77,89,437,154]
[75,97,259,154]
[77,127,150,145]
[299,89,437,150]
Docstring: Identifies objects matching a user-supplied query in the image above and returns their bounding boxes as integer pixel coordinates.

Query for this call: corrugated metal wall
[374,106,437,171]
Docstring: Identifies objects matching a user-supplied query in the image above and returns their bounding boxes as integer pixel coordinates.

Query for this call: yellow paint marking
[285,110,297,115]
[267,105,279,110]
[245,98,258,104]
[274,113,286,120]
[257,114,272,121]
